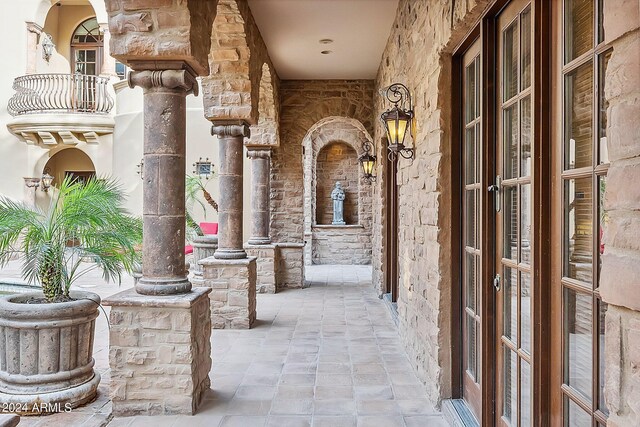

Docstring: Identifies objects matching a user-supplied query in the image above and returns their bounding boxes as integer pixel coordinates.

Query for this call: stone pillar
[246,148,271,245]
[99,23,117,77]
[211,123,249,259]
[104,287,212,416]
[128,69,196,296]
[191,234,218,286]
[25,22,42,74]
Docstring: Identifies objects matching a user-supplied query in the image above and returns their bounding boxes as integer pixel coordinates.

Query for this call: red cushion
[199,222,218,235]
[184,245,193,255]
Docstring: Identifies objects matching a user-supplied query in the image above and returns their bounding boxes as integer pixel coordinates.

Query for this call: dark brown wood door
[495,1,534,425]
[385,141,399,302]
[461,37,483,422]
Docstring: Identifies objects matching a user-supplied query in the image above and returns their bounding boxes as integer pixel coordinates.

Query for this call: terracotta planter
[0,291,101,414]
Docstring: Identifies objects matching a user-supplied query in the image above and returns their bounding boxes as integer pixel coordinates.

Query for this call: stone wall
[312,226,371,265]
[371,0,492,404]
[272,80,375,245]
[276,243,305,290]
[599,0,640,424]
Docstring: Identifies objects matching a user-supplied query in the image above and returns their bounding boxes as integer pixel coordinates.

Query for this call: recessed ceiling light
[321,50,332,55]
[319,39,334,44]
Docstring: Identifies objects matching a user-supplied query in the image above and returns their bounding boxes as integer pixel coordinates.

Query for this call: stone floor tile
[266,415,312,427]
[317,363,351,374]
[275,385,316,399]
[312,415,357,427]
[220,415,266,427]
[235,386,277,400]
[226,399,272,415]
[392,385,428,400]
[314,386,354,400]
[127,416,178,427]
[396,399,437,415]
[279,373,316,386]
[352,373,390,387]
[357,416,406,427]
[313,399,356,415]
[269,398,314,415]
[354,385,394,400]
[404,415,449,427]
[356,400,401,415]
[316,373,353,386]
[104,418,133,427]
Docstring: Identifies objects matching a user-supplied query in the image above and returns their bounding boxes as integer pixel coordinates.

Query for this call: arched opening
[44,148,96,187]
[70,17,102,75]
[315,141,359,225]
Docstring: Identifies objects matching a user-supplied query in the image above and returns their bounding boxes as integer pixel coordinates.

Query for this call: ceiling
[247,0,399,80]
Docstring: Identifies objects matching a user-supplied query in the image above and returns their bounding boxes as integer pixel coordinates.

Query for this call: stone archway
[249,63,279,146]
[302,116,374,265]
[43,147,96,186]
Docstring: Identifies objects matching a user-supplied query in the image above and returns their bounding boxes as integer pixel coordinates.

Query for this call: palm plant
[0,176,142,302]
[185,174,218,238]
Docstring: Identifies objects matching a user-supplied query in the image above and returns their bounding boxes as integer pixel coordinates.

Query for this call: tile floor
[2,263,447,427]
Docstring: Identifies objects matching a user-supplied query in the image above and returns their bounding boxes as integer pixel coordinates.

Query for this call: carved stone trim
[58,131,79,145]
[211,123,251,139]
[127,69,198,96]
[25,22,42,35]
[246,148,271,159]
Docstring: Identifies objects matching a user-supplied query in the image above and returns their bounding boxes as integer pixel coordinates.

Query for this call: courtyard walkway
[2,264,446,427]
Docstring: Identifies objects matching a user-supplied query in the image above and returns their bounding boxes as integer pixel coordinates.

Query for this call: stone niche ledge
[103,287,212,416]
[312,224,365,229]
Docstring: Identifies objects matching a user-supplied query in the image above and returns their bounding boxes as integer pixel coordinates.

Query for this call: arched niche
[43,147,96,186]
[302,116,374,265]
[315,141,358,225]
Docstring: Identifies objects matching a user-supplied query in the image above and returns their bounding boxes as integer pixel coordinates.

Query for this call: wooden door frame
[451,0,552,425]
[384,139,399,302]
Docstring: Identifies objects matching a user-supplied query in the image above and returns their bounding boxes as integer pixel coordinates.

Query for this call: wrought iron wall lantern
[23,173,54,191]
[380,83,415,160]
[41,33,55,62]
[136,158,144,180]
[358,140,377,184]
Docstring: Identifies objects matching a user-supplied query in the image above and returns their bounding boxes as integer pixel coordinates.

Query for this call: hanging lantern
[358,140,377,184]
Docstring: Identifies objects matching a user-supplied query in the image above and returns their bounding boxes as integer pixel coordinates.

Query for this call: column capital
[211,122,251,139]
[246,147,271,159]
[127,69,198,96]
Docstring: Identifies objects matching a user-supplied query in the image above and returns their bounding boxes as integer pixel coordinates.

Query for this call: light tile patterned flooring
[3,264,447,427]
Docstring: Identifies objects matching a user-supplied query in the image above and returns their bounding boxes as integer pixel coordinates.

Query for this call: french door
[495,1,534,425]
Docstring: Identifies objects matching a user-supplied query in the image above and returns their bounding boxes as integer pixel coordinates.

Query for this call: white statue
[331,181,346,225]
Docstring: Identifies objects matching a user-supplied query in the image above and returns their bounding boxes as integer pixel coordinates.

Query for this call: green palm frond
[0,175,142,302]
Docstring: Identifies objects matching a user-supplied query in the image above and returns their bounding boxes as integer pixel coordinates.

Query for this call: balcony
[6,73,115,146]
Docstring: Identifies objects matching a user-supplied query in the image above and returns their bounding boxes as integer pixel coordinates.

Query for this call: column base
[245,243,278,294]
[197,257,257,329]
[135,277,192,295]
[247,237,272,245]
[103,287,212,416]
[191,235,219,286]
[275,243,305,291]
[214,249,247,260]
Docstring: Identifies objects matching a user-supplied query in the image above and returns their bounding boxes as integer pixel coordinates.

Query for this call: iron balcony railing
[7,73,114,116]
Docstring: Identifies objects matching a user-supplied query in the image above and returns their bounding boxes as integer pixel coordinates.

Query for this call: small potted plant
[0,176,141,413]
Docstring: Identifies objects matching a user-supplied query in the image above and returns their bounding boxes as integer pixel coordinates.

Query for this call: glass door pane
[497,2,533,425]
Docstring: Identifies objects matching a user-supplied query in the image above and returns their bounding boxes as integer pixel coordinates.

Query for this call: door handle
[493,274,501,291]
[488,175,502,212]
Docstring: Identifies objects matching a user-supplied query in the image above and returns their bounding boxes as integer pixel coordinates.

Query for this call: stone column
[25,22,42,74]
[128,69,196,296]
[247,148,271,245]
[211,123,249,259]
[99,23,117,77]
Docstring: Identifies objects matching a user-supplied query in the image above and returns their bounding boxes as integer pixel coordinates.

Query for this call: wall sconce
[380,83,415,160]
[41,173,54,191]
[136,158,144,180]
[41,33,55,62]
[23,177,41,190]
[358,140,377,184]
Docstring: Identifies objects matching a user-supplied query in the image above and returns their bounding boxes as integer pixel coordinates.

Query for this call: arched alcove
[315,141,358,225]
[302,116,374,266]
[44,147,96,186]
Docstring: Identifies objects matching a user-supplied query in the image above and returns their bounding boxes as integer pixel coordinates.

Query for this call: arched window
[71,18,103,75]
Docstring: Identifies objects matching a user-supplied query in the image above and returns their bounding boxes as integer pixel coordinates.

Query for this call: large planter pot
[0,291,101,414]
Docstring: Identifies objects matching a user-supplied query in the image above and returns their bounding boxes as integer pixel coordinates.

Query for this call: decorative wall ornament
[193,157,213,178]
[136,158,143,180]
